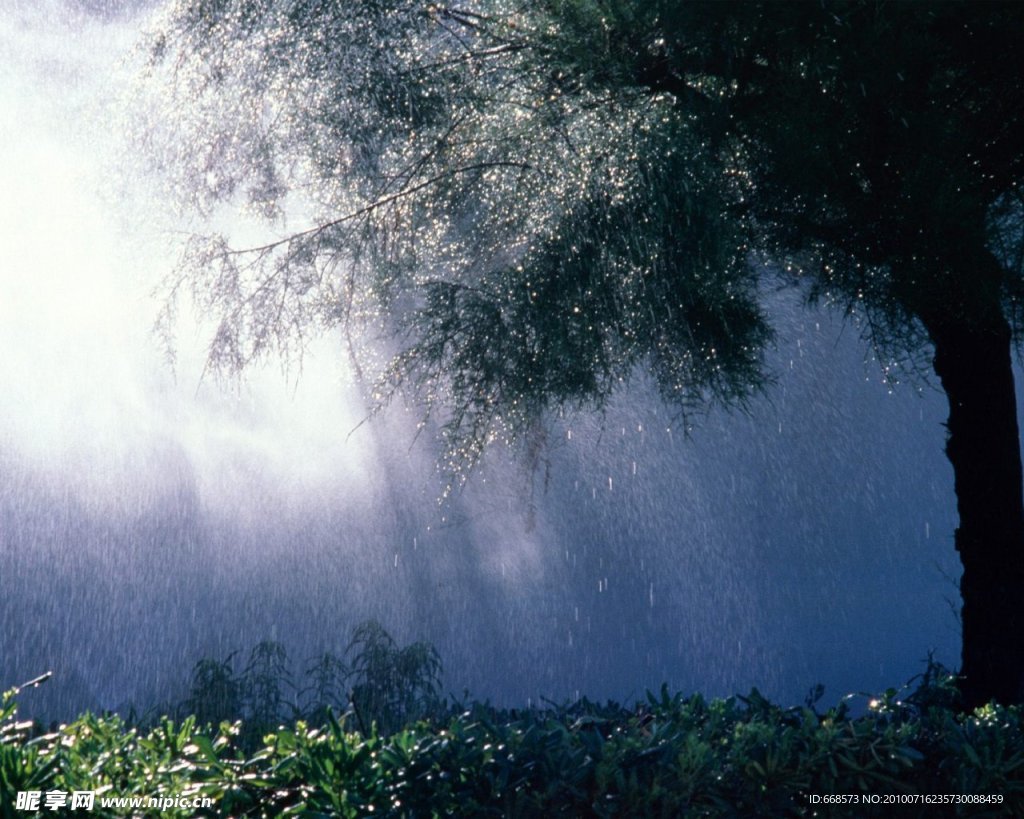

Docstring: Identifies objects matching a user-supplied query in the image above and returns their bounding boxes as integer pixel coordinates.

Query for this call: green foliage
[0,675,57,819]
[345,620,443,736]
[242,641,295,736]
[142,0,1024,471]
[566,1,1024,355]
[143,0,771,483]
[179,621,442,745]
[3,667,1024,817]
[300,652,348,728]
[184,655,243,728]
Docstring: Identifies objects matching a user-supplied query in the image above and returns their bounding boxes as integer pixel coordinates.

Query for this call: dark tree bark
[922,267,1024,708]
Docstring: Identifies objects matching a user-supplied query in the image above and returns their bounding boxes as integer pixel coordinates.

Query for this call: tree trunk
[924,300,1024,708]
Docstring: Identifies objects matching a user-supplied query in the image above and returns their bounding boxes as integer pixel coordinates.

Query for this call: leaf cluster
[176,621,442,749]
[140,1,1024,476]
[3,665,1024,817]
[143,0,771,481]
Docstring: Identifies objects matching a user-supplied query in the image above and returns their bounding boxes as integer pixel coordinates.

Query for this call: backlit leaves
[144,0,769,480]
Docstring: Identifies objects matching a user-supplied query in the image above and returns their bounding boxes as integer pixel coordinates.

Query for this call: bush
[177,621,442,749]
[2,663,1024,817]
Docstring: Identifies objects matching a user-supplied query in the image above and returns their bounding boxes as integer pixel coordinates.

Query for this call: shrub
[3,661,1023,816]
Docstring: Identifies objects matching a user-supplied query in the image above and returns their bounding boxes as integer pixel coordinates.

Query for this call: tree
[593,0,1024,710]
[144,0,770,473]
[143,1,1024,707]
